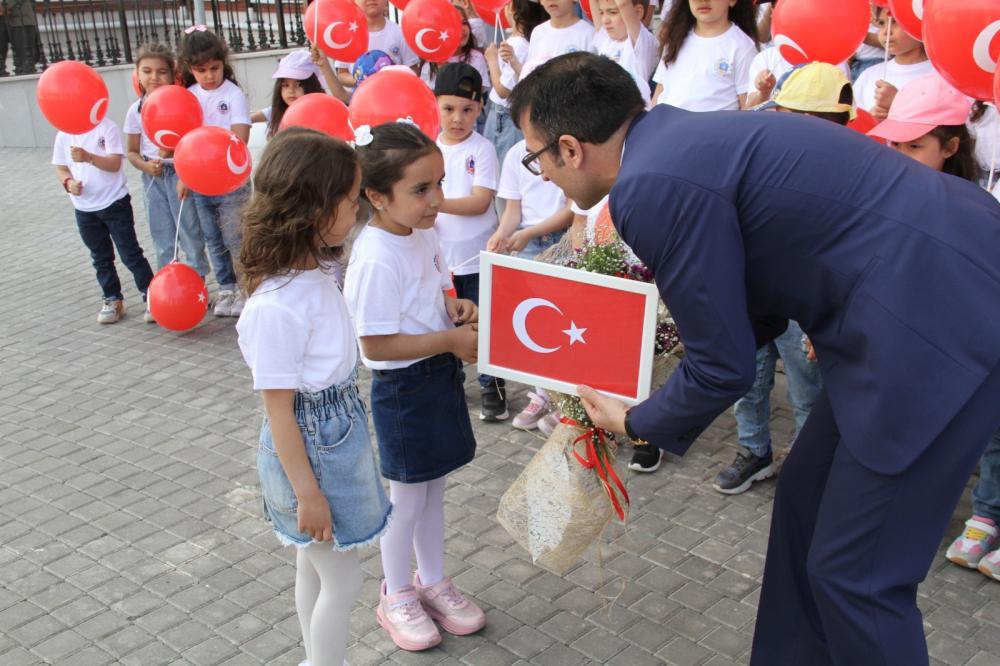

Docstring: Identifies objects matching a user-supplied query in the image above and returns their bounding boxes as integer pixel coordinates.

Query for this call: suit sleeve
[611,174,757,455]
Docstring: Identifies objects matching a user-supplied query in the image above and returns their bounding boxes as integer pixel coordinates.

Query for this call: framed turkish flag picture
[478,253,660,404]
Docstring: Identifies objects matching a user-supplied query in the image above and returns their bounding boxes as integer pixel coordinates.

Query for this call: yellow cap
[759,62,856,121]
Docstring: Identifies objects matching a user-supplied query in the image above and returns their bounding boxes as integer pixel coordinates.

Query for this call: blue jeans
[74,194,154,301]
[192,185,248,290]
[453,272,502,391]
[516,231,563,261]
[142,164,209,275]
[733,320,822,458]
[483,100,523,166]
[973,429,1000,523]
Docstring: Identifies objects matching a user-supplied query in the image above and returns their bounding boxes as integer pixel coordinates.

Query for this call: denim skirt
[370,353,477,483]
[257,375,392,550]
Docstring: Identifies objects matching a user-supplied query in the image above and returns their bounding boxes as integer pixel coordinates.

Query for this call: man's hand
[577,385,629,435]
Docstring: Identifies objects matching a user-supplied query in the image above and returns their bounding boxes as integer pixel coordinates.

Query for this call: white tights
[295,544,362,666]
[380,477,447,594]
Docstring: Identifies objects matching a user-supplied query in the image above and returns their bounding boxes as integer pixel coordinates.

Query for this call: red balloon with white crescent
[889,0,924,39]
[141,85,204,150]
[472,0,510,30]
[147,262,209,331]
[924,0,1000,101]
[305,0,369,62]
[402,0,463,64]
[771,0,871,66]
[349,68,441,137]
[995,58,1000,107]
[279,93,354,141]
[173,126,252,196]
[36,61,109,134]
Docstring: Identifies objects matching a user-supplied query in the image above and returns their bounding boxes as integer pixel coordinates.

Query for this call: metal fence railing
[1,0,310,76]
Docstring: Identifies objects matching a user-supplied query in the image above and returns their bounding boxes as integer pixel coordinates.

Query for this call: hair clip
[184,24,208,34]
[352,125,373,148]
[395,116,418,127]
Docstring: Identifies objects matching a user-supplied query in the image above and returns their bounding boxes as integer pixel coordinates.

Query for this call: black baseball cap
[433,62,483,102]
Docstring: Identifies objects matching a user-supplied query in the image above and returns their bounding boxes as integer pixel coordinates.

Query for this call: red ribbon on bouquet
[560,417,630,521]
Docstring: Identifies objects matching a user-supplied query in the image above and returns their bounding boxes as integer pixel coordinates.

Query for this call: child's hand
[310,45,333,71]
[507,229,531,253]
[146,159,164,178]
[755,69,776,95]
[498,42,514,64]
[485,43,499,66]
[176,180,190,200]
[158,147,175,159]
[873,80,898,114]
[297,491,333,542]
[450,323,479,363]
[70,147,93,163]
[67,179,83,196]
[869,104,889,121]
[446,297,478,324]
[486,228,510,253]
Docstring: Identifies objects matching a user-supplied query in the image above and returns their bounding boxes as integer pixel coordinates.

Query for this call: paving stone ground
[1,147,998,666]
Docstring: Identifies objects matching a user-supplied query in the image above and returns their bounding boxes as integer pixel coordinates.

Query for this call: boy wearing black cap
[433,62,506,421]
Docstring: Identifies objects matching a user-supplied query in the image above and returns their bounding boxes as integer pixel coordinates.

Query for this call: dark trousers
[75,195,154,301]
[751,364,1000,665]
[452,272,502,392]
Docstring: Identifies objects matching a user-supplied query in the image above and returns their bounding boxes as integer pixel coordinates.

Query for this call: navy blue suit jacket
[612,106,1000,474]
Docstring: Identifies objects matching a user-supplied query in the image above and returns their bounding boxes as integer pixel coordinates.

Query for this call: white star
[198,292,206,303]
[563,321,587,346]
[439,30,449,41]
[349,21,358,31]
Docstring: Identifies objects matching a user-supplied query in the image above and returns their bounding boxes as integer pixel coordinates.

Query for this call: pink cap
[867,74,972,143]
[272,50,320,80]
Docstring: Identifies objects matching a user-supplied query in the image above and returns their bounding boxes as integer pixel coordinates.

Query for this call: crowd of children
[48,0,1000,660]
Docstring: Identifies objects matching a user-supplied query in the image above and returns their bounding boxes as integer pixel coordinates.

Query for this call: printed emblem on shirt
[97,137,107,152]
[466,155,476,175]
[714,58,733,77]
[433,253,443,273]
[217,100,230,114]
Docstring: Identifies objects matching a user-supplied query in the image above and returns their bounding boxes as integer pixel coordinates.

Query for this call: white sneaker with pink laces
[946,516,998,568]
[979,548,1000,582]
[376,581,441,651]
[414,574,486,635]
[512,391,549,430]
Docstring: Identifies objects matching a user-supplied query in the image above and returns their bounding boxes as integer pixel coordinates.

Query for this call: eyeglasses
[521,139,559,176]
[184,24,208,34]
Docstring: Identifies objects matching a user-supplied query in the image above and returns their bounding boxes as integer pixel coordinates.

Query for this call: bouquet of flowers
[496,234,682,573]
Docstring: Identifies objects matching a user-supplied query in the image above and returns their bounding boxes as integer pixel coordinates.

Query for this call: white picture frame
[477,252,661,405]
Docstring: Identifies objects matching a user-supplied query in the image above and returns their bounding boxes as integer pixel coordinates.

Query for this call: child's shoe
[979,549,1000,582]
[414,574,486,635]
[480,382,509,421]
[97,298,125,324]
[229,291,246,317]
[537,410,561,437]
[214,290,235,317]
[512,392,549,430]
[376,580,441,651]
[143,301,156,324]
[946,516,998,568]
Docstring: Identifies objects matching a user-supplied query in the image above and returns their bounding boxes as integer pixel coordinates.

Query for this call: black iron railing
[0,0,309,76]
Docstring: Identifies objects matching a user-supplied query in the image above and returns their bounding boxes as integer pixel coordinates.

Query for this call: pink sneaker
[946,516,998,568]
[414,574,486,635]
[376,581,441,651]
[512,392,549,430]
[979,548,1000,582]
[537,410,562,437]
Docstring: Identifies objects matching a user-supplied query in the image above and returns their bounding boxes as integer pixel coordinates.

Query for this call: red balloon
[924,0,1000,101]
[771,0,871,66]
[280,93,354,141]
[849,108,885,143]
[141,85,204,150]
[579,0,593,22]
[174,127,252,196]
[889,0,924,39]
[402,0,463,64]
[36,61,109,134]
[349,68,440,137]
[305,0,370,63]
[390,0,410,9]
[473,0,510,30]
[871,0,889,6]
[147,262,209,331]
[995,60,1000,107]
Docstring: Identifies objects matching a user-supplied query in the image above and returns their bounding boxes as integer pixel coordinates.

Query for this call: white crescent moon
[324,21,352,50]
[226,145,249,175]
[912,0,923,20]
[972,20,1000,73]
[512,298,562,354]
[773,34,808,63]
[89,97,108,125]
[415,28,441,54]
[153,129,180,148]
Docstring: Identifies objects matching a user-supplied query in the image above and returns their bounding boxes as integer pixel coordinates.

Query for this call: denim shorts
[370,353,477,483]
[516,231,565,261]
[257,375,392,550]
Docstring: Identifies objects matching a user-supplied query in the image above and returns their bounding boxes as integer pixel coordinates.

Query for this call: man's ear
[558,134,584,168]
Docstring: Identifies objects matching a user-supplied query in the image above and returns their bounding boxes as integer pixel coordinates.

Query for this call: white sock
[296,544,361,666]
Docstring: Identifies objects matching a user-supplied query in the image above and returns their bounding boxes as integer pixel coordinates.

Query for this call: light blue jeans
[733,320,823,458]
[142,164,209,275]
[192,184,248,291]
[484,99,523,167]
[973,429,1000,523]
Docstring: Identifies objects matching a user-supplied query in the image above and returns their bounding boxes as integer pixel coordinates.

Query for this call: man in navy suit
[509,52,1000,665]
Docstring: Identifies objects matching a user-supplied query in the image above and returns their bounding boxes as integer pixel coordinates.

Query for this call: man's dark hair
[509,52,644,149]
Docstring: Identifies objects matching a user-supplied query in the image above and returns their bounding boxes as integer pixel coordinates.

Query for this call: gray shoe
[97,298,125,324]
[229,291,245,317]
[213,290,235,317]
[712,447,774,495]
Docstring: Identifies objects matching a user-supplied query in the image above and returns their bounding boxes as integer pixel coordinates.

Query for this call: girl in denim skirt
[344,122,486,651]
[236,128,391,666]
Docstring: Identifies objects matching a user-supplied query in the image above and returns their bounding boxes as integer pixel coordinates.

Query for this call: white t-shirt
[855,25,884,62]
[488,34,529,108]
[336,20,419,70]
[746,47,851,98]
[420,49,492,92]
[497,139,568,228]
[653,23,757,111]
[469,17,488,49]
[436,132,499,276]
[189,79,252,129]
[236,267,359,392]
[344,226,454,370]
[970,103,999,177]
[123,99,161,162]
[51,118,129,213]
[854,58,937,113]
[524,19,596,72]
[594,28,657,104]
[571,194,610,244]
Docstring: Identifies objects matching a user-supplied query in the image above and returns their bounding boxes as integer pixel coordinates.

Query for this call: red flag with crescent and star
[480,255,658,402]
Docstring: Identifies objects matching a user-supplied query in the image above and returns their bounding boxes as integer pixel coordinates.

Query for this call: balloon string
[144,174,157,198]
[172,197,185,262]
[883,15,892,79]
[990,116,998,193]
[494,12,502,44]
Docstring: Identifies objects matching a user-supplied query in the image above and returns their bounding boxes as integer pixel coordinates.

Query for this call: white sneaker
[97,298,125,324]
[214,290,235,317]
[143,301,156,324]
[512,392,550,431]
[229,291,245,317]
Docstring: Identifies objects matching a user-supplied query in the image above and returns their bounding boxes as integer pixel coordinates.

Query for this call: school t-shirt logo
[433,253,443,273]
[97,137,106,152]
[465,155,476,175]
[217,100,230,114]
[715,58,733,77]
